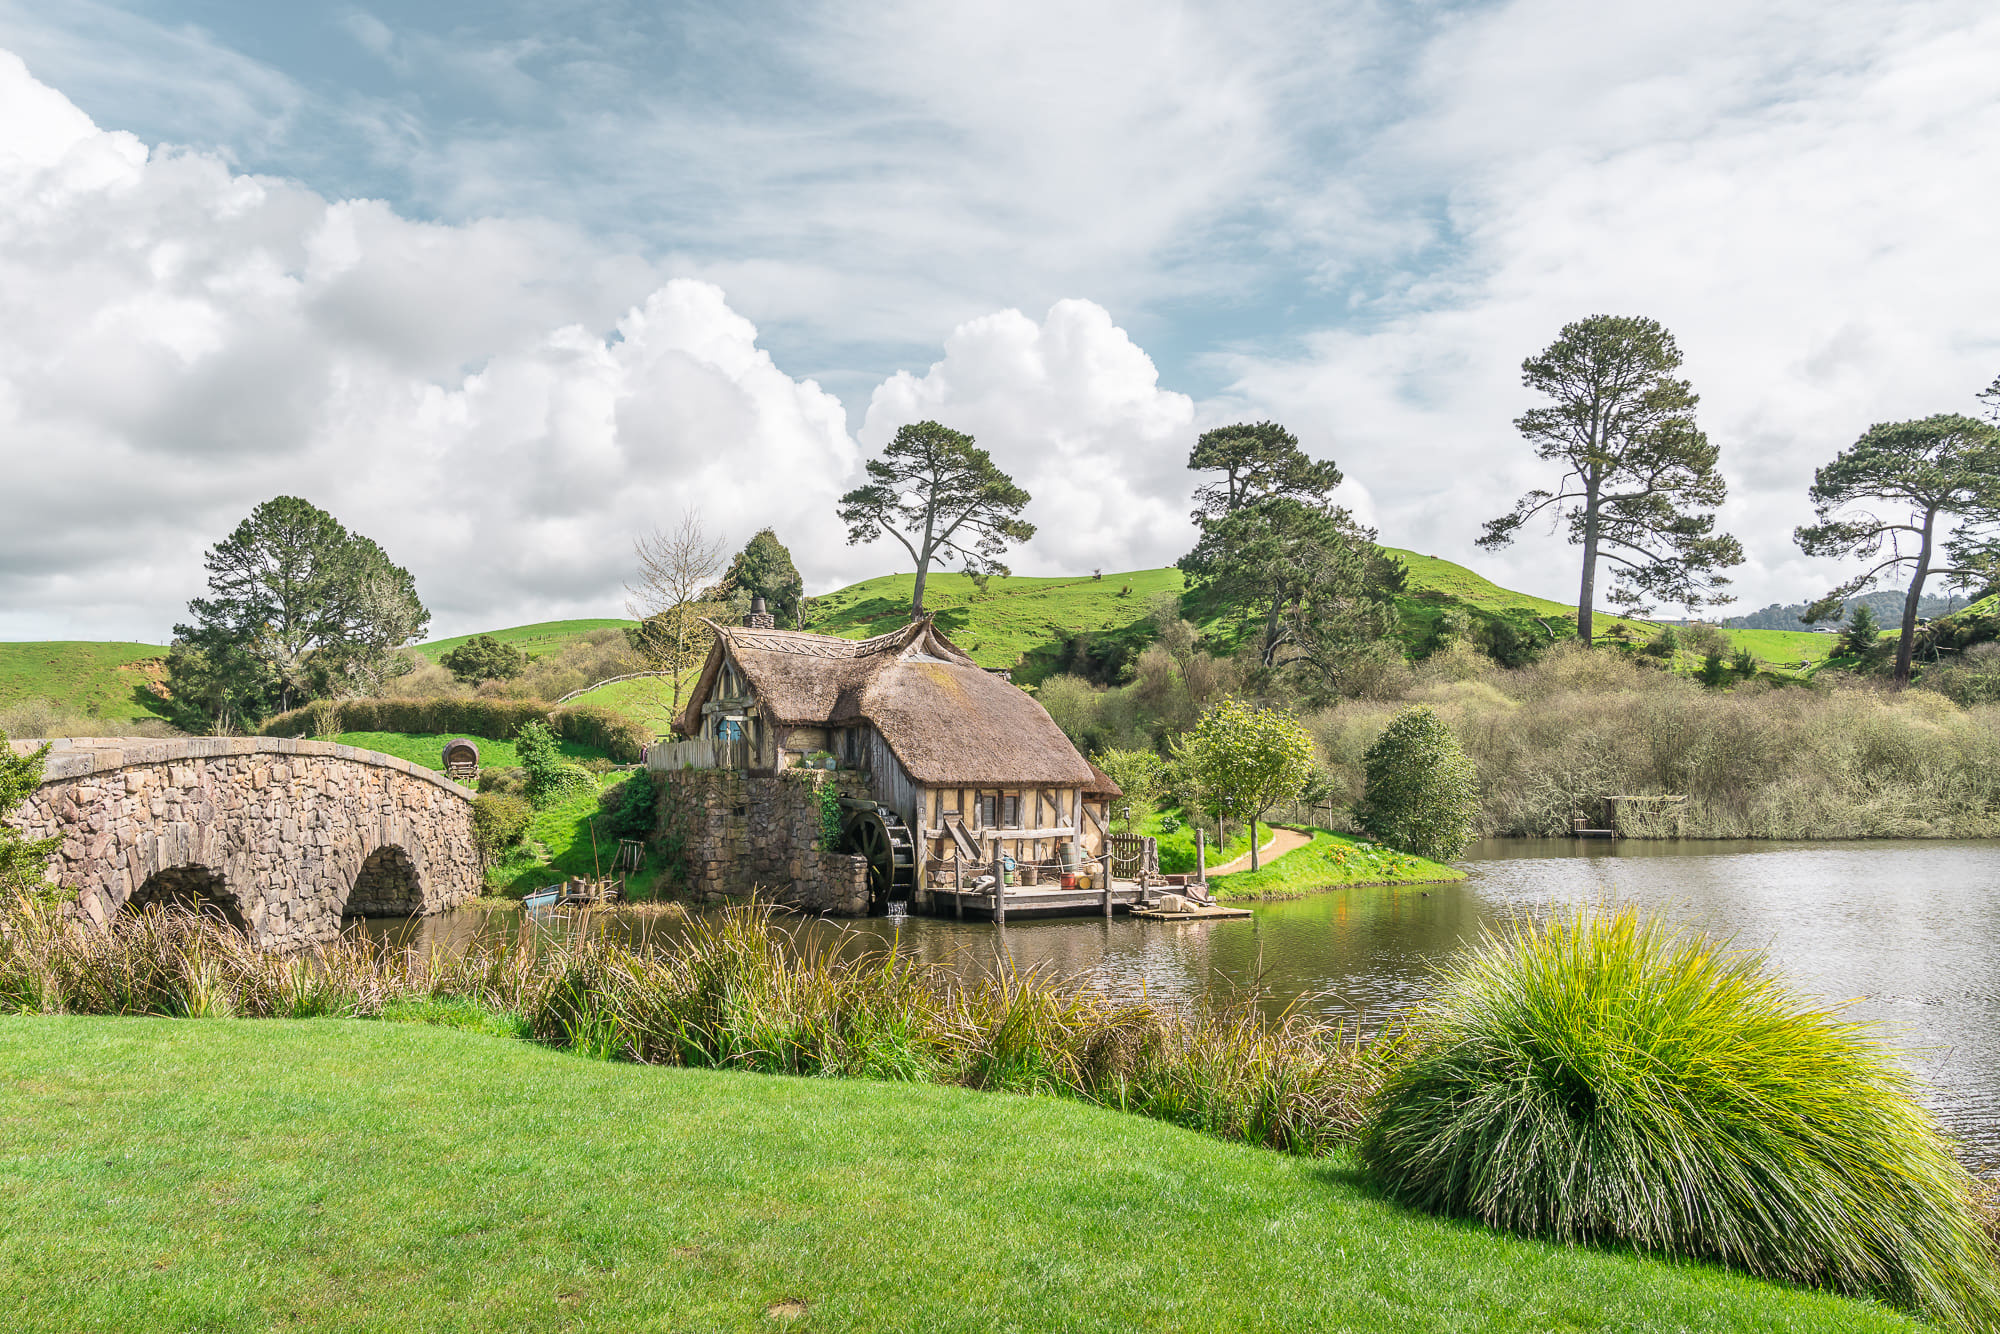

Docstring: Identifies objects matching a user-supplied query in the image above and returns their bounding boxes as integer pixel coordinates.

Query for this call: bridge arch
[5,737,482,949]
[126,863,247,931]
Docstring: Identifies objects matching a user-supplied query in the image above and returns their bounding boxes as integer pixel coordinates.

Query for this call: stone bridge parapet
[5,736,481,948]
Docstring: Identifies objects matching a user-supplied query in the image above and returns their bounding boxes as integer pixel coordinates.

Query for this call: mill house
[658,599,1163,917]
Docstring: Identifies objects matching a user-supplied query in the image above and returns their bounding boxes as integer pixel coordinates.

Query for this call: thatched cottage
[671,610,1107,896]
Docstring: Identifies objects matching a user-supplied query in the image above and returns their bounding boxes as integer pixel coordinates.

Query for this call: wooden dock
[917,876,1239,922]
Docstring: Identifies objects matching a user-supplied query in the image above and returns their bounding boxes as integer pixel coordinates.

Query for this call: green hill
[0,642,171,722]
[0,553,1843,728]
[417,618,634,659]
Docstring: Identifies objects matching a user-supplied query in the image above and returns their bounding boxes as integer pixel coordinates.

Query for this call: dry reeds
[0,896,1377,1155]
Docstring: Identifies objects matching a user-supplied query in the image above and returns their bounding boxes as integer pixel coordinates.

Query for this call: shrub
[261,697,555,741]
[516,721,597,808]
[600,772,658,842]
[1358,705,1478,862]
[1361,909,2000,1329]
[439,634,527,685]
[550,704,652,764]
[470,794,532,858]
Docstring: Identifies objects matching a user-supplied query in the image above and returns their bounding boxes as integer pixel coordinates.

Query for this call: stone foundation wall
[654,768,871,915]
[5,737,481,949]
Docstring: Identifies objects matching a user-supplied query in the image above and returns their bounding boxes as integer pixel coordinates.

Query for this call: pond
[367,838,2000,1172]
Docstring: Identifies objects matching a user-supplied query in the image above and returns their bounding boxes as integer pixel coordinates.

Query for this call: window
[977,792,1020,829]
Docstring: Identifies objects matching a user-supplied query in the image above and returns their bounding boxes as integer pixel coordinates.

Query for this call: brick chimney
[743,595,775,630]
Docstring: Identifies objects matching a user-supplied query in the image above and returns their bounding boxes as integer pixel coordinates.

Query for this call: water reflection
[357,837,2000,1172]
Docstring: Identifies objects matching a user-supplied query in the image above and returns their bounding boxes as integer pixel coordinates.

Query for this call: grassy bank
[0,1015,1926,1333]
[1208,829,1465,901]
[332,730,608,772]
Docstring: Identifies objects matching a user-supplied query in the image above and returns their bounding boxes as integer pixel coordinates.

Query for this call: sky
[1,0,1996,643]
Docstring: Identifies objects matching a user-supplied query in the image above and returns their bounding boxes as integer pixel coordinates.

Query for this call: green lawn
[332,730,607,772]
[416,618,636,660]
[1208,829,1466,901]
[0,1016,1923,1333]
[0,641,172,722]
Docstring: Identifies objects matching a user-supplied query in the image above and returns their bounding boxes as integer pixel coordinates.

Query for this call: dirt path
[1207,825,1312,877]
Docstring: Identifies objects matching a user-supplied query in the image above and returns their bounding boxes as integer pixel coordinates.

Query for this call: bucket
[1060,873,1078,890]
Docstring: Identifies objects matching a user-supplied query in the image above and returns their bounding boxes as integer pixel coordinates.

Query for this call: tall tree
[1794,414,2000,687]
[724,527,807,629]
[168,496,429,726]
[837,421,1033,617]
[1478,316,1743,642]
[1178,421,1400,691]
[626,508,729,722]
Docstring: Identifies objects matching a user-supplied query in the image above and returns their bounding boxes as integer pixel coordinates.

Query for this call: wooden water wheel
[841,804,917,909]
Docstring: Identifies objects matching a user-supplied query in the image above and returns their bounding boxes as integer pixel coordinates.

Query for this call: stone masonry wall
[5,737,482,950]
[654,768,871,915]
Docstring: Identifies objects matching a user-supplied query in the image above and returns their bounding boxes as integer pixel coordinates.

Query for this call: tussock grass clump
[1360,908,2000,1329]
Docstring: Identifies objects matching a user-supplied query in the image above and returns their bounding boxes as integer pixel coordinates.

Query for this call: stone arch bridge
[6,737,481,949]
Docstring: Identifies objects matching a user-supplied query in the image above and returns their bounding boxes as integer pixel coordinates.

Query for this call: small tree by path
[837,421,1034,618]
[1795,414,2000,688]
[1090,747,1166,834]
[626,508,729,722]
[1173,698,1315,872]
[1359,706,1479,863]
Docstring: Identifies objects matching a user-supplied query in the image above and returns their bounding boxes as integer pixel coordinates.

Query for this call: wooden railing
[646,736,749,771]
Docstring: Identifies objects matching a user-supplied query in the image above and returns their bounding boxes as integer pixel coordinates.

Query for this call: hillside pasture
[0,641,172,723]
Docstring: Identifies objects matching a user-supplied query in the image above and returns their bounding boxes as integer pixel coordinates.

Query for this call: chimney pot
[743,595,775,630]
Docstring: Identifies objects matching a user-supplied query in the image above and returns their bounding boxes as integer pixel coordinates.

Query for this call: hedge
[261,698,653,764]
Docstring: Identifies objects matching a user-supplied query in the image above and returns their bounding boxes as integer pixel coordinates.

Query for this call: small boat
[523,877,624,912]
[522,885,561,911]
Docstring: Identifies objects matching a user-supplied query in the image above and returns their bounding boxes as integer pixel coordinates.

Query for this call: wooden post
[991,842,1006,925]
[1196,828,1207,886]
[954,849,964,919]
[1102,849,1113,918]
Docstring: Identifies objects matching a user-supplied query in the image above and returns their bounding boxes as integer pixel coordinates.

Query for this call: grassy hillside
[417,618,634,659]
[807,567,1188,677]
[0,641,171,722]
[0,1016,1917,1332]
[0,553,1856,725]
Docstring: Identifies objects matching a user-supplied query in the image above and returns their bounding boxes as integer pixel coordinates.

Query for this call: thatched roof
[679,617,1094,788]
[1083,763,1123,799]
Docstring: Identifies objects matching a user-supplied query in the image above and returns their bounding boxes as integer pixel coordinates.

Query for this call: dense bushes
[1310,644,2000,840]
[516,721,597,807]
[470,794,532,860]
[259,698,651,763]
[1361,909,2000,1330]
[1358,705,1478,861]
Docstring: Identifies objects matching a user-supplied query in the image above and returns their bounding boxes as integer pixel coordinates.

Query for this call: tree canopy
[1795,413,2000,686]
[166,496,429,729]
[837,421,1033,617]
[1359,705,1479,862]
[1178,421,1402,695]
[440,634,528,685]
[1171,697,1315,872]
[724,528,807,628]
[1478,316,1743,642]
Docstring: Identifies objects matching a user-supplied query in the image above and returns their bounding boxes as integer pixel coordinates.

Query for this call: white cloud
[860,301,1199,579]
[0,51,859,640]
[1221,0,2000,612]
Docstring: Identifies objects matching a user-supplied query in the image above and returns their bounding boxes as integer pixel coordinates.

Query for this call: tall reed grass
[0,896,1376,1156]
[1360,908,2000,1331]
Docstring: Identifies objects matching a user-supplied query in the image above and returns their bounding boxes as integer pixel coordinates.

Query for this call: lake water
[370,839,2000,1172]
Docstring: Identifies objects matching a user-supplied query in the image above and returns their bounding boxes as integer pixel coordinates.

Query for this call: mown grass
[561,670,687,730]
[0,641,172,722]
[1142,808,1255,873]
[0,1016,1924,1334]
[332,730,608,772]
[1208,829,1465,901]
